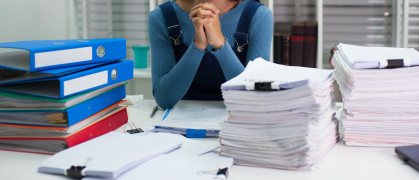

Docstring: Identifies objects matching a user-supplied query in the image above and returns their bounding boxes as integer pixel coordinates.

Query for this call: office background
[1,0,418,99]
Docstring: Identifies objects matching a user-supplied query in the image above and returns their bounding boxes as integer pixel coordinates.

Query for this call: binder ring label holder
[96,46,105,57]
[111,69,118,80]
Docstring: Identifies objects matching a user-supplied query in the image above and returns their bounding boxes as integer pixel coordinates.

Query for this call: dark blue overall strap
[159,1,188,62]
[233,0,263,66]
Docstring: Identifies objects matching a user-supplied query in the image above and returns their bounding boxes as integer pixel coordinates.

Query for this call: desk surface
[0,100,418,180]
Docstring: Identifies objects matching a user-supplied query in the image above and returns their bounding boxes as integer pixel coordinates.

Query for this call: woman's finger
[190,3,203,13]
[190,9,216,19]
[198,3,219,15]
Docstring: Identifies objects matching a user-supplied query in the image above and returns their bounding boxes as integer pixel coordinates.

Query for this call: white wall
[0,0,76,42]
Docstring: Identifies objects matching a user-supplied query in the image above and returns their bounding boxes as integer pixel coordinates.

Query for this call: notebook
[395,145,419,171]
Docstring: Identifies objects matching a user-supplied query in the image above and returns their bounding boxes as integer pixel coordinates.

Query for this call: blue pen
[161,108,171,121]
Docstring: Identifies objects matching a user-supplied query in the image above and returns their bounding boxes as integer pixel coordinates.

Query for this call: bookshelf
[273,0,411,69]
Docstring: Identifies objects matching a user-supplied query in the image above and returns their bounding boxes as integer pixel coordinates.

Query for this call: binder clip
[66,158,92,179]
[386,59,405,68]
[216,167,229,177]
[126,122,144,134]
[66,165,86,179]
[254,81,274,91]
[198,167,229,180]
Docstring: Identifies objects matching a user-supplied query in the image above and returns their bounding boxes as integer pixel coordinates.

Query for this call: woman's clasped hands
[190,3,225,50]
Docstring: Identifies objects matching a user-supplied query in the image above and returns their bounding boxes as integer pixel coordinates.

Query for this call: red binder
[0,107,128,155]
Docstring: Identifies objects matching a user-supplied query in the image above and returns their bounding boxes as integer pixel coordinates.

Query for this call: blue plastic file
[0,60,133,99]
[186,129,206,138]
[0,84,127,127]
[0,62,113,85]
[0,38,126,71]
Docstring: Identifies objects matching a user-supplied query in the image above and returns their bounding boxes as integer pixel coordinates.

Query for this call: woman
[148,0,273,109]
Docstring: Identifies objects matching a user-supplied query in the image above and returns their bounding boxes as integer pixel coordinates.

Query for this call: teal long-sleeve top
[148,0,273,109]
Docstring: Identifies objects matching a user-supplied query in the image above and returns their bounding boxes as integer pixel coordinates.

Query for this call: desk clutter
[0,39,133,154]
[333,43,419,147]
[219,58,338,170]
[38,132,233,180]
[2,39,419,178]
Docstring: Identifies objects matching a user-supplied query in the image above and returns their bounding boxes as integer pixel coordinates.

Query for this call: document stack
[333,43,419,147]
[219,58,338,170]
[0,39,133,154]
[38,132,233,180]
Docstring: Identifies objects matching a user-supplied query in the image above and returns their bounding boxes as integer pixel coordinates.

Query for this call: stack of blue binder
[0,39,133,154]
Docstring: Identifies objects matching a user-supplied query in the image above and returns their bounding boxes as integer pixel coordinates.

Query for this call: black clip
[66,165,86,179]
[254,82,274,91]
[127,128,144,134]
[387,59,404,68]
[216,167,229,177]
[126,122,144,134]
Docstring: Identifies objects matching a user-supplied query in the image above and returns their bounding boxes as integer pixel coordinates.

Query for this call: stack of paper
[39,132,233,180]
[333,43,419,147]
[0,39,133,154]
[219,58,338,170]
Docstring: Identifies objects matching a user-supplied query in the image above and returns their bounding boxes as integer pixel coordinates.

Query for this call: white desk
[0,100,418,180]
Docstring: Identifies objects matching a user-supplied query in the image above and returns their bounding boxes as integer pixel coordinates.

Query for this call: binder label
[63,70,108,96]
[34,47,92,68]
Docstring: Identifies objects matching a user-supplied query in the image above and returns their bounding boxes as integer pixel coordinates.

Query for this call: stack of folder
[333,43,419,147]
[0,39,133,154]
[219,58,338,170]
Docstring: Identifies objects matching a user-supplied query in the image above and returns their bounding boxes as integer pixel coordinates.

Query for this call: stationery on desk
[219,58,338,170]
[0,60,133,99]
[149,105,159,118]
[153,103,228,138]
[0,106,128,154]
[0,38,133,155]
[0,82,125,110]
[38,131,232,180]
[334,43,419,147]
[0,83,126,127]
[0,38,126,71]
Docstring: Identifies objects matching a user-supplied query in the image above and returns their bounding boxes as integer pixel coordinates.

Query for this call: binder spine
[30,38,126,71]
[63,70,109,96]
[65,108,128,147]
[61,60,133,98]
[34,47,93,69]
[66,85,126,126]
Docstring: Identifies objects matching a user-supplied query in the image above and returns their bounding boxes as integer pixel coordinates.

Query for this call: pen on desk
[150,106,159,118]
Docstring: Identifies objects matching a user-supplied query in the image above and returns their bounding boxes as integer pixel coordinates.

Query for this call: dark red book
[303,22,318,68]
[290,22,305,67]
[0,106,128,155]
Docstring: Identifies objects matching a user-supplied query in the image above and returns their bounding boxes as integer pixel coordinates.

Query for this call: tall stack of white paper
[219,58,338,170]
[333,43,419,147]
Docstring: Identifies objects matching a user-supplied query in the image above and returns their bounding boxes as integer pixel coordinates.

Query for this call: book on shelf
[282,33,291,66]
[290,22,305,67]
[285,21,318,68]
[303,22,318,68]
[273,32,283,64]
